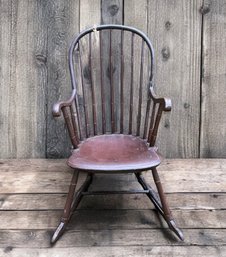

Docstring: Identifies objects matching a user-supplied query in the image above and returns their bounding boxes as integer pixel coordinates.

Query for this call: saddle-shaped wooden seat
[68,134,161,171]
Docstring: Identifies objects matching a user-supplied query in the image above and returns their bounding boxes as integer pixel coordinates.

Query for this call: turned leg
[51,170,79,244]
[51,171,93,244]
[152,167,184,241]
[136,169,184,241]
[151,167,173,220]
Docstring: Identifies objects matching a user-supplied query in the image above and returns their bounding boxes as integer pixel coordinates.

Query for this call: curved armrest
[52,89,76,117]
[149,85,172,112]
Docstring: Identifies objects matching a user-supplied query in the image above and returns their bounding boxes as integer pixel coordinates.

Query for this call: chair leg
[136,169,184,241]
[51,171,93,244]
[51,170,79,244]
[152,167,184,240]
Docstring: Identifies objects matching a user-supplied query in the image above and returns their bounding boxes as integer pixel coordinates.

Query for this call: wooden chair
[51,24,184,244]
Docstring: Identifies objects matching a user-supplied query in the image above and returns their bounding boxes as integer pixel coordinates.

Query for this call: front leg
[152,167,184,241]
[51,170,79,244]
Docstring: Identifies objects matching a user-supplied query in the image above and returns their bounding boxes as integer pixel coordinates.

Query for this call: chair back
[69,24,155,141]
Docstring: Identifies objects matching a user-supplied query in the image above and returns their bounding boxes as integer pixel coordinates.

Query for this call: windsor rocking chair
[51,24,184,244]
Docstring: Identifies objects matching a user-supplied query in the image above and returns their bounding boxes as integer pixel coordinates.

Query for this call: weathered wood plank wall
[0,0,225,158]
[200,0,226,158]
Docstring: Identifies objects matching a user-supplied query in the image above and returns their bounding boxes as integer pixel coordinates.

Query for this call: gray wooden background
[0,0,225,158]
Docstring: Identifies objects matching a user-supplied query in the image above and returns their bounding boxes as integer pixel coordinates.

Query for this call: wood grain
[1,159,226,193]
[1,0,226,158]
[0,229,226,248]
[0,209,226,230]
[0,0,47,158]
[101,0,123,133]
[124,1,155,137]
[1,193,225,211]
[0,246,225,257]
[0,0,17,158]
[125,0,202,157]
[45,0,79,158]
[0,158,225,254]
[200,0,226,157]
[79,0,101,136]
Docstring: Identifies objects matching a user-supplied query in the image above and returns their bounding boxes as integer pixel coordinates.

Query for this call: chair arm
[149,85,172,112]
[148,84,172,146]
[52,89,76,117]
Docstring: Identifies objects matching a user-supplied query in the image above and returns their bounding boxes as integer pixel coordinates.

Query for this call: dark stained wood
[89,33,97,135]
[50,15,171,243]
[100,30,106,134]
[128,33,134,134]
[136,40,145,136]
[91,30,103,135]
[67,134,161,171]
[62,107,79,147]
[59,24,160,153]
[78,41,89,138]
[120,30,124,133]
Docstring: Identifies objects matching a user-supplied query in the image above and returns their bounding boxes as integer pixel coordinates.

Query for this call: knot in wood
[4,246,13,253]
[165,21,172,30]
[200,5,210,15]
[107,65,116,79]
[83,65,91,83]
[35,54,47,64]
[161,47,170,61]
[164,119,170,128]
[108,4,119,16]
[184,103,190,109]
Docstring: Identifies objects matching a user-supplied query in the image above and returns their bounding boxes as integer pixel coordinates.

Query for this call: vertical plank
[34,0,48,157]
[80,0,101,31]
[101,0,123,132]
[79,0,101,136]
[200,0,226,157]
[125,0,202,157]
[0,0,14,158]
[124,0,148,32]
[46,0,79,157]
[0,0,47,158]
[124,1,151,136]
[149,0,202,158]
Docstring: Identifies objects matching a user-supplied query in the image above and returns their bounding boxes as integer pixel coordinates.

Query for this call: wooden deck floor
[0,159,226,256]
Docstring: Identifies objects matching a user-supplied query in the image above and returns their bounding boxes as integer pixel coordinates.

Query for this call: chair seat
[67,134,161,172]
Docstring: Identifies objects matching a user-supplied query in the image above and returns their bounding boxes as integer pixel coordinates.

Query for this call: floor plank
[0,228,226,248]
[0,159,225,255]
[1,246,225,257]
[1,193,225,210]
[0,159,226,193]
[0,209,225,230]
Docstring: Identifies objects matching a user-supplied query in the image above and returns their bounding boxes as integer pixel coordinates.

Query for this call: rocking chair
[51,24,184,244]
